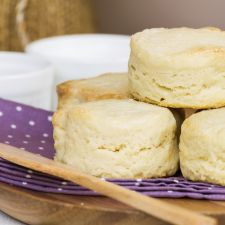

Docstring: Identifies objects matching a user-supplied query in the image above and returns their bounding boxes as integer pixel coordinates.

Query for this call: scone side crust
[179,108,225,186]
[53,99,179,178]
[52,109,67,162]
[128,53,225,109]
[130,91,225,109]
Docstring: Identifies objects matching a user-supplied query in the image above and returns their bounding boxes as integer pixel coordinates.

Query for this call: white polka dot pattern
[48,116,52,121]
[27,170,33,174]
[16,106,22,111]
[10,124,16,129]
[43,133,49,137]
[29,121,35,126]
[25,174,32,179]
[0,99,53,159]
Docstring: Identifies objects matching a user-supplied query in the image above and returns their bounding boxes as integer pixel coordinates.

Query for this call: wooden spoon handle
[0,144,217,225]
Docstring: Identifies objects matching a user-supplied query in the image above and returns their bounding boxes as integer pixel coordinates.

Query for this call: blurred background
[95,0,225,34]
[1,0,225,51]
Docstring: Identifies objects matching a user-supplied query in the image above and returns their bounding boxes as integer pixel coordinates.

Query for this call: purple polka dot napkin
[0,98,225,200]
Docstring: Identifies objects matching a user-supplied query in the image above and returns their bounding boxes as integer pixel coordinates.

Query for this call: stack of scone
[53,73,180,178]
[53,27,225,185]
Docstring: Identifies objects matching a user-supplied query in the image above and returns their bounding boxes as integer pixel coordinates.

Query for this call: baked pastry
[57,72,184,134]
[53,99,179,178]
[179,108,225,186]
[57,72,128,108]
[129,27,225,109]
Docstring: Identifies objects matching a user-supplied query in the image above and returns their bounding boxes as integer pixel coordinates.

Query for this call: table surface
[0,212,24,225]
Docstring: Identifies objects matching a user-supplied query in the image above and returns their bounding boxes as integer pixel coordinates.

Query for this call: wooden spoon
[0,143,217,225]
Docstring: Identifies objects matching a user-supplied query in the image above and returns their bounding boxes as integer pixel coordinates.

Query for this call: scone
[180,108,225,186]
[129,27,225,109]
[53,99,179,178]
[57,72,128,108]
[57,72,184,134]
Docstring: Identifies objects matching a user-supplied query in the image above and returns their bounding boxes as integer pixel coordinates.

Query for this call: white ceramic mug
[26,34,130,83]
[26,34,130,109]
[0,52,54,110]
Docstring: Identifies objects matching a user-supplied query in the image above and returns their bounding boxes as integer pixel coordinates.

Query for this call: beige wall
[94,0,225,34]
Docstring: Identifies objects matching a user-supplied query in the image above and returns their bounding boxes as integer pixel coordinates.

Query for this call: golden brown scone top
[57,72,129,109]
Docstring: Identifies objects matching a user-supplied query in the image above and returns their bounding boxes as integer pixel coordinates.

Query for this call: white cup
[0,52,54,110]
[26,34,130,109]
[26,34,130,84]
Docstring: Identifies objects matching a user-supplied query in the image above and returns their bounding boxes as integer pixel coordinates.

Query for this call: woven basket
[0,0,96,51]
